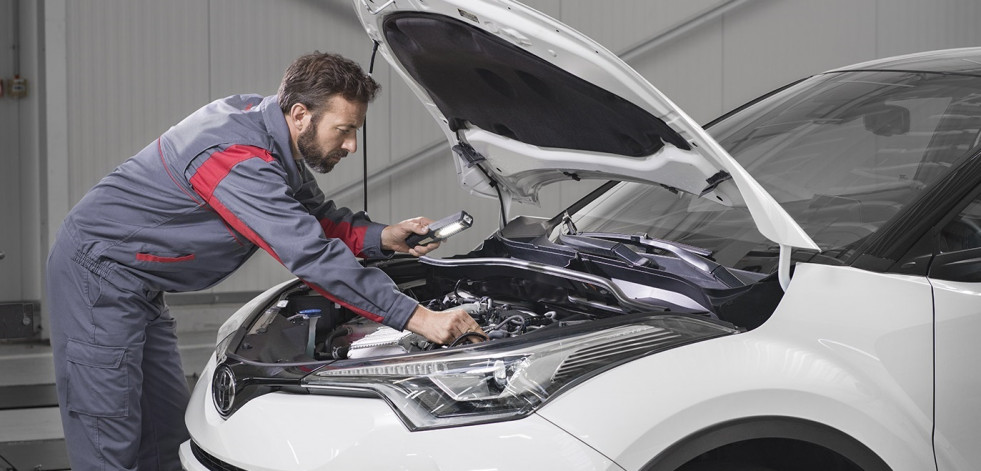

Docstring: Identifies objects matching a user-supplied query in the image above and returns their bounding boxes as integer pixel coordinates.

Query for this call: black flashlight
[405,211,473,247]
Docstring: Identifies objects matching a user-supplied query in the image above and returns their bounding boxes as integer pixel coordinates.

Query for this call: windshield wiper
[558,233,655,268]
[578,232,744,288]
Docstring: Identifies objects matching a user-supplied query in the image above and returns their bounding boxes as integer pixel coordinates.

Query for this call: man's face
[295,96,367,174]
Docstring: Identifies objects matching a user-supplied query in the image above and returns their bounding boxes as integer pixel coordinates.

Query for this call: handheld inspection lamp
[405,211,473,247]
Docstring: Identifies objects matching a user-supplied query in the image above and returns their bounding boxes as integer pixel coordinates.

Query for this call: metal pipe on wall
[619,0,754,63]
[11,0,18,75]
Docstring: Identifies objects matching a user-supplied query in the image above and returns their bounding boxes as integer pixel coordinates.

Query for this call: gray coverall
[46,94,420,470]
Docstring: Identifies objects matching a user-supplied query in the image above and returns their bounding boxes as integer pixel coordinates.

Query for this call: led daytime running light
[303,318,732,430]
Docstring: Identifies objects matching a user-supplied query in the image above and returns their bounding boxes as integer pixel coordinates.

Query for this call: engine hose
[318,326,352,360]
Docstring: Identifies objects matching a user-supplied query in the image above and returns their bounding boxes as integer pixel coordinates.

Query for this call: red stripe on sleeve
[189,145,275,201]
[318,219,369,256]
[205,195,383,322]
[190,151,385,323]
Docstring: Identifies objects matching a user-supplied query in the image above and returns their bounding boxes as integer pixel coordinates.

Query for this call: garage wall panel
[721,0,878,111]
[876,0,981,57]
[521,0,561,19]
[207,0,368,99]
[629,19,725,125]
[382,63,444,166]
[560,0,723,55]
[65,0,211,203]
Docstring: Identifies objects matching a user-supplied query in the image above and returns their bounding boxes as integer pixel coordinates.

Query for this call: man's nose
[342,135,358,154]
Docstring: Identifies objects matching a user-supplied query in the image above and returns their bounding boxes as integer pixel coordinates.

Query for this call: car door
[928,193,981,470]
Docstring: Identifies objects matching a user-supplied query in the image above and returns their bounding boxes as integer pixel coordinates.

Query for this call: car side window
[939,198,981,253]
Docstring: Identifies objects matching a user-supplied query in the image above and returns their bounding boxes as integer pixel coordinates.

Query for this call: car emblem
[212,364,236,416]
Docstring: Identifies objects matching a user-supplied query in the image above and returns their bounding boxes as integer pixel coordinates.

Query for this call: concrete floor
[0,301,239,470]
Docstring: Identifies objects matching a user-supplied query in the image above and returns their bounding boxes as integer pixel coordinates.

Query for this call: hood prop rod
[362,40,380,212]
[778,244,792,291]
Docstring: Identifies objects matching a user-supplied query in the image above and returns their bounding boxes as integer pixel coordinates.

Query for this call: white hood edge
[353,0,819,251]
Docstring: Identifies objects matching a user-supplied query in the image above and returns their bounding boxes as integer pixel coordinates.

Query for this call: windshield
[566,70,981,274]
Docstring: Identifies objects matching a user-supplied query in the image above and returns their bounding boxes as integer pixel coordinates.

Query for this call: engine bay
[230,254,689,364]
[338,285,561,360]
[229,225,782,365]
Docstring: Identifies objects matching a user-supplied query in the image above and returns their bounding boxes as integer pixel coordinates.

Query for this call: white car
[180,1,981,470]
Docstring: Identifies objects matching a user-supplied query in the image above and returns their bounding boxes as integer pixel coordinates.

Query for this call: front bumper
[180,356,623,471]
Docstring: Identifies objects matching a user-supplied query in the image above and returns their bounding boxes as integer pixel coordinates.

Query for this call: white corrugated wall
[3,0,981,319]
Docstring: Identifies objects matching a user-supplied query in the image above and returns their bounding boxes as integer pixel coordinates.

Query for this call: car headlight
[302,314,735,430]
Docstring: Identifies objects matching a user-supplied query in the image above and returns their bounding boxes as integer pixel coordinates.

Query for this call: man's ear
[289,103,309,131]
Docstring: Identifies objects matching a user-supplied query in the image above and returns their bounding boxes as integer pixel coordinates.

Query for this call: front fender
[536,264,935,471]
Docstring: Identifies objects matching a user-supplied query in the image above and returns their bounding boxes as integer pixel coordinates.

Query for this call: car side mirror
[863,104,910,136]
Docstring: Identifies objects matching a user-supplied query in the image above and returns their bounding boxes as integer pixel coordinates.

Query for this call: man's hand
[405,305,486,345]
[382,217,440,257]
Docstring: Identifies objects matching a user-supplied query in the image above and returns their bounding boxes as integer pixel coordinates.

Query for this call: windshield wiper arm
[579,232,744,288]
[558,234,656,268]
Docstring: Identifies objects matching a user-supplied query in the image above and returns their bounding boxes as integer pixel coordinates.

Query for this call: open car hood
[353,0,819,250]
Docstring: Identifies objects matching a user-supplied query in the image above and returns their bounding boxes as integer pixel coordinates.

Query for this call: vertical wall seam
[874,0,879,58]
[207,0,213,100]
[721,5,726,118]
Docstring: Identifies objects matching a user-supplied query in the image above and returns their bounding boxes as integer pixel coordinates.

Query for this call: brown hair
[278,51,380,114]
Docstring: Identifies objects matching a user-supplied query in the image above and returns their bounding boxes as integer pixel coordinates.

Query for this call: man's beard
[296,125,347,174]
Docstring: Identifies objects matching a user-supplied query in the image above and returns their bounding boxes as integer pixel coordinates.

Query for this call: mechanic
[45,51,483,470]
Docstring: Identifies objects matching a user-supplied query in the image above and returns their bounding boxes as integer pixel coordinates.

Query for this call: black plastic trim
[865,150,981,272]
[917,180,981,281]
[190,441,246,471]
[642,416,891,471]
[929,246,981,282]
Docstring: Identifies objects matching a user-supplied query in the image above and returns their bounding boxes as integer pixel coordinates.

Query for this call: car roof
[829,47,981,76]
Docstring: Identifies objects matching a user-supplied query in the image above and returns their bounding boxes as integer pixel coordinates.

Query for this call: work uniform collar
[260,95,297,165]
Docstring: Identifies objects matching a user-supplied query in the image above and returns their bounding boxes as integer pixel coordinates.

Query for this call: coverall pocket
[82,271,104,307]
[65,339,129,417]
[69,250,106,307]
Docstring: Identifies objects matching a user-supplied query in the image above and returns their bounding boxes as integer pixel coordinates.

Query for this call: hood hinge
[699,170,732,197]
[452,142,485,167]
[453,138,511,228]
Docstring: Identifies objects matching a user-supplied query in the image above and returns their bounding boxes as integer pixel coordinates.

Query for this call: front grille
[553,327,681,383]
[190,441,246,471]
